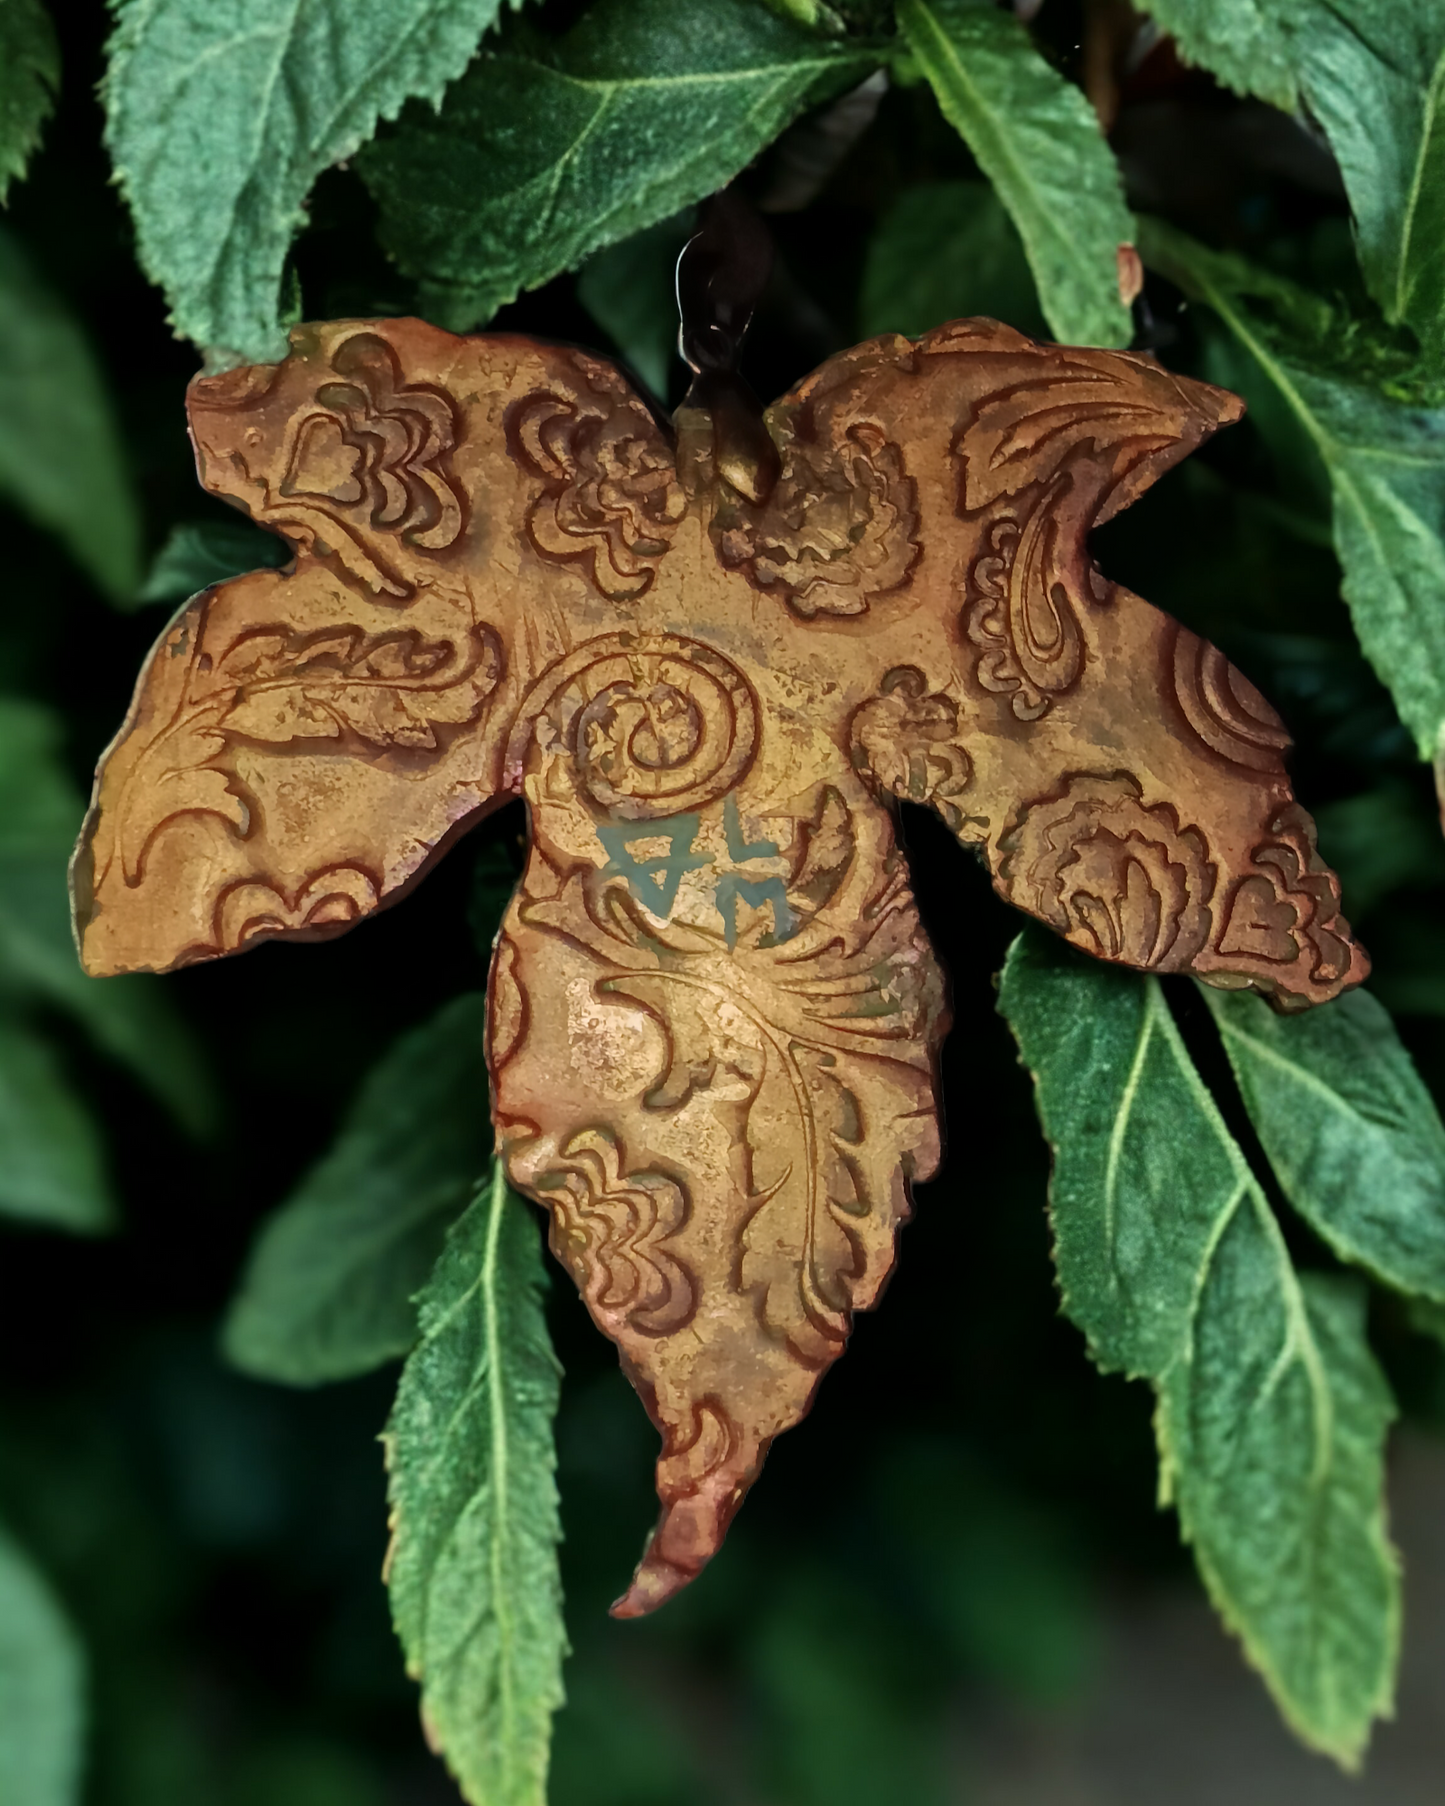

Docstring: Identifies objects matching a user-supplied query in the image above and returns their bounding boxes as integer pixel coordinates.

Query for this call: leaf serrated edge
[102,0,524,362]
[999,946,1399,1767]
[0,0,60,201]
[382,1161,566,1803]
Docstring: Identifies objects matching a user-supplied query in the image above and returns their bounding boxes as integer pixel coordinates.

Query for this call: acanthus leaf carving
[213,620,502,750]
[516,808,940,1373]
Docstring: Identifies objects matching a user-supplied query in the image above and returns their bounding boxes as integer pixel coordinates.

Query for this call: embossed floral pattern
[74,313,1368,1621]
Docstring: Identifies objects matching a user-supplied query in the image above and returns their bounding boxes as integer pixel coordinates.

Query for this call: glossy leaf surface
[1143,220,1445,765]
[1204,984,1445,1301]
[1146,0,1445,353]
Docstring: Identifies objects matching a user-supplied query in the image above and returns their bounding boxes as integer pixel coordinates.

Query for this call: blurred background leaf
[0,1018,111,1232]
[0,1518,85,1806]
[0,225,139,598]
[0,0,58,203]
[134,519,288,610]
[576,213,693,400]
[860,177,1048,339]
[223,993,490,1386]
[0,698,213,1135]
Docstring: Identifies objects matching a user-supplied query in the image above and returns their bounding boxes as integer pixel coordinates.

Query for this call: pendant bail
[674,190,781,506]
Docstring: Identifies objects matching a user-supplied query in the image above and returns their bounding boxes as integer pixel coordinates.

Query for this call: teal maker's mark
[596,814,712,919]
[595,795,795,949]
[716,794,794,950]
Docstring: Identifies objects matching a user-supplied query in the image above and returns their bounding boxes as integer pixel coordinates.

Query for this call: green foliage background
[5,0,1445,1801]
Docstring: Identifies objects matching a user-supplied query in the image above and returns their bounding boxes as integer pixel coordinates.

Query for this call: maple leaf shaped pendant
[71,311,1367,1617]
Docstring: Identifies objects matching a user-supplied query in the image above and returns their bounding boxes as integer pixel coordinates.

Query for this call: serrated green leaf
[0,1521,85,1805]
[1146,0,1445,354]
[0,225,139,598]
[134,518,288,610]
[0,1019,111,1232]
[358,0,877,331]
[1299,2,1445,355]
[1202,984,1445,1303]
[1141,219,1445,765]
[103,0,523,366]
[0,0,59,203]
[223,994,489,1386]
[894,0,1132,347]
[859,178,1047,340]
[0,697,213,1133]
[998,929,1398,1767]
[384,1162,565,1806]
[1134,0,1298,111]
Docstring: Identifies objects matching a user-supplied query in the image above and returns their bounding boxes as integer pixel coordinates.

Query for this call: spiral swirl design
[514,633,760,820]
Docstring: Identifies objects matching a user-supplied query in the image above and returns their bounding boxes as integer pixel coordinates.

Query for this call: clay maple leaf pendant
[71,312,1366,1617]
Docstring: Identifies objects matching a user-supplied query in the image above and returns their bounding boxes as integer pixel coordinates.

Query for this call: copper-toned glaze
[72,316,1366,1615]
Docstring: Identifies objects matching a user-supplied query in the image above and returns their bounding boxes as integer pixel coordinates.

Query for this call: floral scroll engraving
[282,332,466,553]
[849,665,975,831]
[999,771,1216,970]
[188,328,469,600]
[534,1127,697,1338]
[714,419,921,617]
[509,377,685,600]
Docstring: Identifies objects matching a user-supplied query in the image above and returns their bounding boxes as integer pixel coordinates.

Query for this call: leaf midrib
[481,1160,516,1779]
[900,0,1061,279]
[1389,42,1445,323]
[1217,1020,1411,1138]
[490,53,866,95]
[1191,274,1412,664]
[1151,981,1334,1481]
